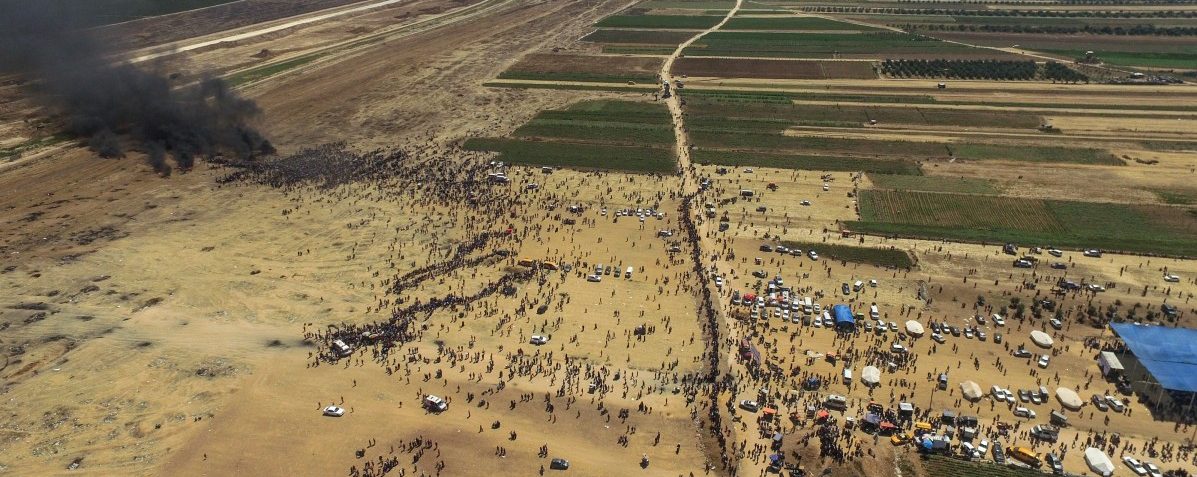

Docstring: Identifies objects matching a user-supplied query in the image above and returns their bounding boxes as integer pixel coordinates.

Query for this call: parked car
[323,405,345,417]
[531,335,549,345]
[1145,462,1164,477]
[1050,319,1063,330]
[1091,395,1110,411]
[1013,348,1032,358]
[1046,453,1064,474]
[1106,396,1126,412]
[739,400,760,412]
[1038,355,1051,368]
[1123,456,1148,476]
[550,458,570,470]
[1014,407,1036,418]
[1050,262,1068,270]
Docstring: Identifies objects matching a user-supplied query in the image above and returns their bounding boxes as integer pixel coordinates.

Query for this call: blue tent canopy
[1111,323,1197,392]
[833,304,855,328]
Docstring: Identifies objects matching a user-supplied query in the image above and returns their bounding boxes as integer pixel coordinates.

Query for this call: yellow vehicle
[541,261,559,270]
[517,258,536,267]
[913,422,933,435]
[890,433,910,446]
[1008,447,1041,467]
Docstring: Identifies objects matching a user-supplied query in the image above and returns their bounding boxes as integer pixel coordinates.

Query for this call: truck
[803,297,813,314]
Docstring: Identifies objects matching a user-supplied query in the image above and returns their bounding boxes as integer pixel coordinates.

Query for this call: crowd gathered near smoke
[0,2,273,175]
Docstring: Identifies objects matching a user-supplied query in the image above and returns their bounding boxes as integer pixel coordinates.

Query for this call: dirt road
[130,0,410,63]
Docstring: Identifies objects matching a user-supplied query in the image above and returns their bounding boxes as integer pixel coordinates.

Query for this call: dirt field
[499,53,665,82]
[674,57,877,79]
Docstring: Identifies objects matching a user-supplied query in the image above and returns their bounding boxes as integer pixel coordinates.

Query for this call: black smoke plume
[0,2,273,175]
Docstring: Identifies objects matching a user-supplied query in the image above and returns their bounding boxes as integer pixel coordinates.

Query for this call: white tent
[905,320,925,336]
[1030,330,1054,348]
[1056,387,1083,410]
[861,366,881,386]
[960,380,983,401]
[1084,447,1115,476]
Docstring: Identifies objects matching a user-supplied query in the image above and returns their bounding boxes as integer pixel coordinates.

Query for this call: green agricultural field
[463,101,676,173]
[634,0,735,9]
[596,15,724,29]
[602,46,680,55]
[684,31,997,58]
[513,101,675,145]
[722,16,881,31]
[781,241,915,268]
[462,138,675,173]
[949,143,1120,165]
[689,130,1114,165]
[1041,49,1197,69]
[1151,188,1197,205]
[869,173,1002,194]
[850,190,1197,257]
[685,99,1044,129]
[693,150,922,175]
[582,29,695,45]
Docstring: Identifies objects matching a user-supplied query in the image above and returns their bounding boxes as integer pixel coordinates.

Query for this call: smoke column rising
[0,2,274,175]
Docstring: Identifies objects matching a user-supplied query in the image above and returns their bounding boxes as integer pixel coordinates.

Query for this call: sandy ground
[2,0,1197,476]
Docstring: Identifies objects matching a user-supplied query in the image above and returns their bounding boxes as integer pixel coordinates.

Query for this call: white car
[1088,283,1106,292]
[1164,274,1180,283]
[931,333,946,344]
[1050,318,1063,330]
[993,315,1006,326]
[991,386,1006,401]
[714,276,724,288]
[587,274,602,282]
[424,395,448,412]
[531,335,549,345]
[1145,462,1164,477]
[808,250,819,260]
[1106,395,1126,412]
[976,439,989,457]
[1013,407,1036,419]
[1038,355,1050,368]
[1123,456,1148,476]
[323,405,345,417]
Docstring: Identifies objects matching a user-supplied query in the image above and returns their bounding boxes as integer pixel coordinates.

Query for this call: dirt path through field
[660,1,761,474]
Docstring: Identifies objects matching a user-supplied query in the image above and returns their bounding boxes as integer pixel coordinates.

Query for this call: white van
[853,280,864,291]
[332,339,352,357]
[843,368,853,384]
[869,304,880,320]
[803,297,813,314]
[825,394,847,410]
[626,266,634,279]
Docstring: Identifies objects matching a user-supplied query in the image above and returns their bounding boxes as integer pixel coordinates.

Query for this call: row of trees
[900,23,1197,36]
[879,59,1089,83]
[891,0,1197,5]
[802,6,1197,17]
